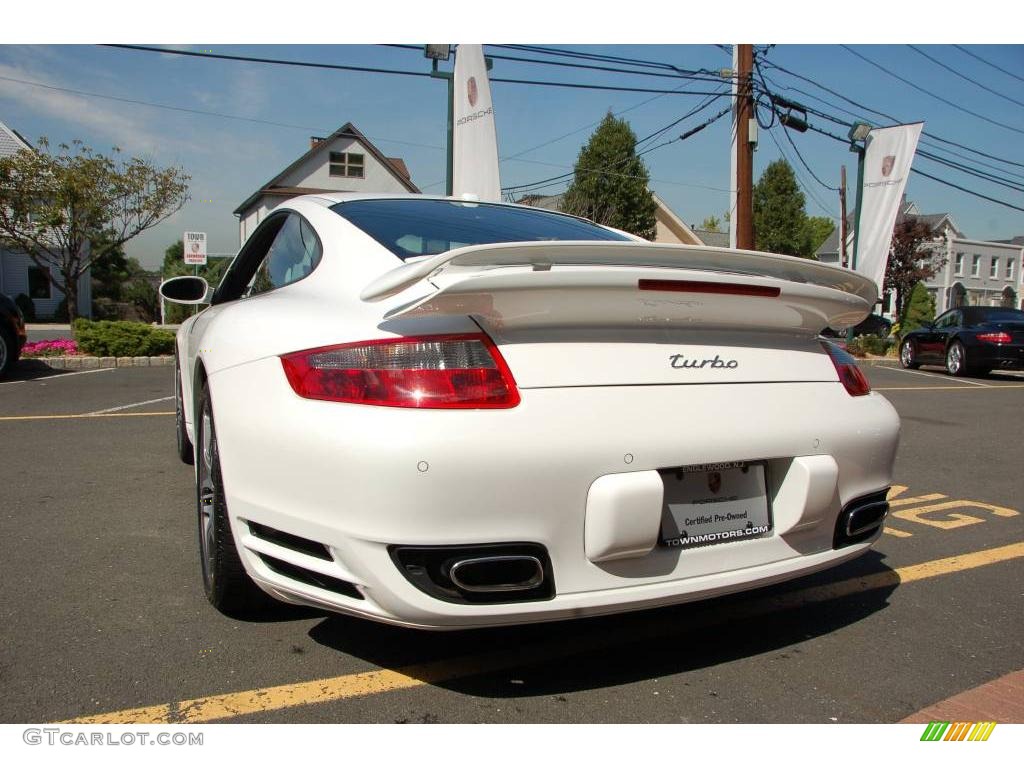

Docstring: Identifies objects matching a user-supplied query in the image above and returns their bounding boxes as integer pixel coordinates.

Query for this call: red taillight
[821,341,871,396]
[280,334,520,409]
[977,332,1011,344]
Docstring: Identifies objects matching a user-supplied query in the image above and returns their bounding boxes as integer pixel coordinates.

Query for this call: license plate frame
[658,461,773,549]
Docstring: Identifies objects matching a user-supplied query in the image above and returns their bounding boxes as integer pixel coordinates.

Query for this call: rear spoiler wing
[360,242,878,334]
[360,241,878,305]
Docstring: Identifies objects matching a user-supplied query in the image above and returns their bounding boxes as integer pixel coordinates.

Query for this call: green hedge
[73,318,175,357]
[846,335,894,358]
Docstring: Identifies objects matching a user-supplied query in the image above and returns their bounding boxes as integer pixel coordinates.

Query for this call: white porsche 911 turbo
[160,193,899,629]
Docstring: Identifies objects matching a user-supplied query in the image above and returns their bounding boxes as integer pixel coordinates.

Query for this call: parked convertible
[160,195,899,629]
[899,306,1024,377]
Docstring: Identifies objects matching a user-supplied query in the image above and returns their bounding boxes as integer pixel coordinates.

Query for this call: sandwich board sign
[184,232,207,265]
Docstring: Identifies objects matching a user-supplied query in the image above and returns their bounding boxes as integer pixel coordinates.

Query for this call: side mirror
[159,276,211,305]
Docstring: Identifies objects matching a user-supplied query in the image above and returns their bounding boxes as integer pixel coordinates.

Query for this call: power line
[757,70,1024,183]
[907,45,1024,110]
[501,87,724,163]
[759,59,1024,168]
[101,44,731,98]
[764,126,836,219]
[381,44,730,85]
[916,149,1024,194]
[765,76,1024,194]
[752,54,836,193]
[0,72,449,154]
[502,106,730,195]
[839,45,1024,137]
[953,45,1024,86]
[804,122,1024,214]
[634,90,729,151]
[492,44,721,77]
[910,168,1024,213]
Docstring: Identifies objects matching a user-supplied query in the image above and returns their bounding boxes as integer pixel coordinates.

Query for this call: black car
[899,306,1024,377]
[821,313,893,339]
[0,293,28,378]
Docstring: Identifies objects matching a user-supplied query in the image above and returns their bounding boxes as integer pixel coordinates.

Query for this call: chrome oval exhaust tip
[449,555,544,593]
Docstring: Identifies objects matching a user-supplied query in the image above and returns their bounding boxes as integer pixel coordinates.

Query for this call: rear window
[330,198,631,260]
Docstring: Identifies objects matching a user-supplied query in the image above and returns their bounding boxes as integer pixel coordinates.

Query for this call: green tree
[900,281,936,336]
[753,159,812,257]
[884,217,943,319]
[90,232,131,302]
[562,113,657,239]
[803,216,834,255]
[0,138,189,322]
[700,215,722,232]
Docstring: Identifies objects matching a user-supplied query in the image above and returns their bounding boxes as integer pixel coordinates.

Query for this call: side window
[936,311,959,329]
[245,215,322,298]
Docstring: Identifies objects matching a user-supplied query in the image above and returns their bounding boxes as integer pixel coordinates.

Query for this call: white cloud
[0,60,200,155]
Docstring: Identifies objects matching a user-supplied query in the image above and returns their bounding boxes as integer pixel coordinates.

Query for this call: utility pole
[734,44,755,250]
[839,165,848,268]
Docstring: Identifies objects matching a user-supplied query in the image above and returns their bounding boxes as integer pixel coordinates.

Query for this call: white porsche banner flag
[452,44,501,202]
[855,122,924,291]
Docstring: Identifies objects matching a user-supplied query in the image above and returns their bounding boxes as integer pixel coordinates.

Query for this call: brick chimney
[310,136,325,149]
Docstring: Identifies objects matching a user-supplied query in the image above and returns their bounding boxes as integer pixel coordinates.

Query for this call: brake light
[976,332,1011,344]
[821,341,871,396]
[280,334,520,408]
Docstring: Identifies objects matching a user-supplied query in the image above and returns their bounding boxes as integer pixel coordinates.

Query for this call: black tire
[196,382,270,616]
[175,357,195,465]
[899,339,920,369]
[0,324,15,379]
[945,340,970,377]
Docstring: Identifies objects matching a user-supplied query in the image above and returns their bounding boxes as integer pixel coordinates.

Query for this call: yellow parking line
[0,411,174,422]
[61,540,1024,725]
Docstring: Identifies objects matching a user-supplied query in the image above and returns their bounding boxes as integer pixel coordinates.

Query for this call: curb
[25,355,174,370]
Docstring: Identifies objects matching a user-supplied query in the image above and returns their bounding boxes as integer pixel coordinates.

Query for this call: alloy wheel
[198,406,216,585]
[946,343,963,375]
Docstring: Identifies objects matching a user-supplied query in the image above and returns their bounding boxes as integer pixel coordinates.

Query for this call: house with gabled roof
[0,120,92,319]
[515,191,706,246]
[233,122,420,245]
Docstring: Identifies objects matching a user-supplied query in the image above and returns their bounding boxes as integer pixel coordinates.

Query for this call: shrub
[73,318,175,357]
[900,281,936,337]
[847,335,893,357]
[14,293,35,321]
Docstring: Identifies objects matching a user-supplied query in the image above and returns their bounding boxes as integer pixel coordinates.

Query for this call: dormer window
[329,152,365,178]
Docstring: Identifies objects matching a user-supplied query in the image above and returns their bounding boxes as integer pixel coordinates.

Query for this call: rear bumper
[208,358,900,629]
[969,344,1024,370]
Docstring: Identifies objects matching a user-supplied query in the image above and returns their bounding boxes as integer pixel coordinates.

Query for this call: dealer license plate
[659,462,771,548]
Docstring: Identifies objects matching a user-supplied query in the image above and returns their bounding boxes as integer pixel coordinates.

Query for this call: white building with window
[928,235,1022,312]
[233,122,419,245]
[815,197,1023,313]
[0,120,91,319]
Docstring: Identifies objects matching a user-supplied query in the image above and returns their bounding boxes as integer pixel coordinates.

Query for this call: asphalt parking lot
[0,361,1021,724]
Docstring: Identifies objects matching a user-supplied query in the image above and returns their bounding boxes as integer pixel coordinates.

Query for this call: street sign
[184,232,208,265]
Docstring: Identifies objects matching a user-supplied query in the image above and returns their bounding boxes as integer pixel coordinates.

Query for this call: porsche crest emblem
[708,472,722,495]
[881,155,896,177]
[467,77,478,108]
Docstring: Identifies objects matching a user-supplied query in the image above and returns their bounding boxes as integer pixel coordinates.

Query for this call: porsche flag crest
[855,122,924,291]
[452,44,501,202]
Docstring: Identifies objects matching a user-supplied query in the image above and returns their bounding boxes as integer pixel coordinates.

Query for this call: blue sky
[1,42,1022,268]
